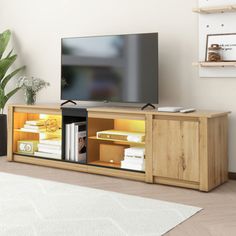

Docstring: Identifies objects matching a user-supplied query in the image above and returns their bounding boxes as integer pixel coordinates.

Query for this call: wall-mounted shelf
[193,61,236,67]
[194,0,236,77]
[193,4,236,14]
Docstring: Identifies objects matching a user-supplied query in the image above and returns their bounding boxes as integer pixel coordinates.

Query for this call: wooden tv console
[7,104,230,192]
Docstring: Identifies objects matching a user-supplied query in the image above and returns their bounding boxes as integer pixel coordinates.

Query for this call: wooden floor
[0,157,236,236]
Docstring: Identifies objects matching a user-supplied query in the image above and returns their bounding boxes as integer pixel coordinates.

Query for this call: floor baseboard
[229,172,236,180]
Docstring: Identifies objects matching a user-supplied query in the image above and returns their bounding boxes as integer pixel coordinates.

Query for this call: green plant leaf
[6,49,13,58]
[0,29,25,112]
[0,55,17,81]
[0,86,5,110]
[0,30,11,59]
[1,66,26,88]
[0,87,20,110]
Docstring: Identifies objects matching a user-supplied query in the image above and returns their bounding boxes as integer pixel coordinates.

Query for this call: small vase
[25,89,36,105]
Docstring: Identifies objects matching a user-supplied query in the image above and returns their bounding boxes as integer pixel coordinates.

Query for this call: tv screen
[61,33,158,103]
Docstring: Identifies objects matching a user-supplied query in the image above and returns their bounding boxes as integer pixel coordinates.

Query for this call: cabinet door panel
[153,119,199,182]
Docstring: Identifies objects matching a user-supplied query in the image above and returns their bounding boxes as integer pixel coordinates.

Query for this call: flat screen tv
[61,32,158,104]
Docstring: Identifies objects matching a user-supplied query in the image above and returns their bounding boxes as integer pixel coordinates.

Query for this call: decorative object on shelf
[0,29,25,156]
[194,0,236,77]
[207,44,222,62]
[206,33,236,62]
[17,140,39,155]
[45,119,59,132]
[17,76,50,105]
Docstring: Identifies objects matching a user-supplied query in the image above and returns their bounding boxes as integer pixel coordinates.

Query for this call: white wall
[0,0,235,172]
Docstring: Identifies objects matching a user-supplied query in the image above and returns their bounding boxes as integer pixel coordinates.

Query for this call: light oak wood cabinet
[151,115,229,191]
[7,104,230,192]
[153,119,199,182]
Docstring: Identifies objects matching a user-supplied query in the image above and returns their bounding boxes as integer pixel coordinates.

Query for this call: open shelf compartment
[87,117,146,172]
[13,112,62,160]
[61,107,87,164]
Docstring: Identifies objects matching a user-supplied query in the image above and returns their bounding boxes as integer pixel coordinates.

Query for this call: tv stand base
[61,100,77,106]
[141,103,156,110]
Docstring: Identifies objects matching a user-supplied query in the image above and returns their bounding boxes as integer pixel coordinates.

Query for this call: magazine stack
[65,121,86,163]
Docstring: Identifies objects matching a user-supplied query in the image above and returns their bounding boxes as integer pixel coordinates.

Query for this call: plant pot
[0,114,7,156]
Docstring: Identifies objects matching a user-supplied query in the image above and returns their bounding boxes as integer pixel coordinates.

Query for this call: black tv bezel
[60,32,159,104]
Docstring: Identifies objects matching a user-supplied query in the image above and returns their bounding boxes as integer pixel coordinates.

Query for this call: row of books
[65,122,87,163]
[121,147,145,171]
[20,119,46,133]
[35,138,62,160]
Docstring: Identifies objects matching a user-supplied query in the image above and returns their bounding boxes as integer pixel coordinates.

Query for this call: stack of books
[97,130,145,143]
[34,138,62,160]
[121,147,145,171]
[65,121,86,163]
[20,120,46,133]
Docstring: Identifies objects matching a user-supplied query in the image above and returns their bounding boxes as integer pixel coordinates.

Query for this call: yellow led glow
[114,119,145,133]
[39,114,62,128]
[39,114,48,119]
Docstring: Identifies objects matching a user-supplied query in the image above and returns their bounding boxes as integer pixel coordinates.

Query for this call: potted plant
[0,29,25,156]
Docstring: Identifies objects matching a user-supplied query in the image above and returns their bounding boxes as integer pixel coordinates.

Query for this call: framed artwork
[205,33,236,62]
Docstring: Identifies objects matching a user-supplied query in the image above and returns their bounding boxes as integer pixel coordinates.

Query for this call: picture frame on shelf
[205,33,236,62]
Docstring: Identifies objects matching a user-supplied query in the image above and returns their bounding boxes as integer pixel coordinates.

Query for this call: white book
[26,120,45,126]
[70,123,75,162]
[65,124,71,161]
[121,161,145,171]
[127,135,143,143]
[124,156,145,164]
[20,128,41,133]
[74,124,79,162]
[125,147,145,156]
[38,143,61,150]
[34,151,62,160]
[125,154,145,160]
[24,124,45,130]
[40,138,61,146]
[38,147,61,155]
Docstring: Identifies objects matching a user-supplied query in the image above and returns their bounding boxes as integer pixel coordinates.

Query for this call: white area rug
[0,172,201,236]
